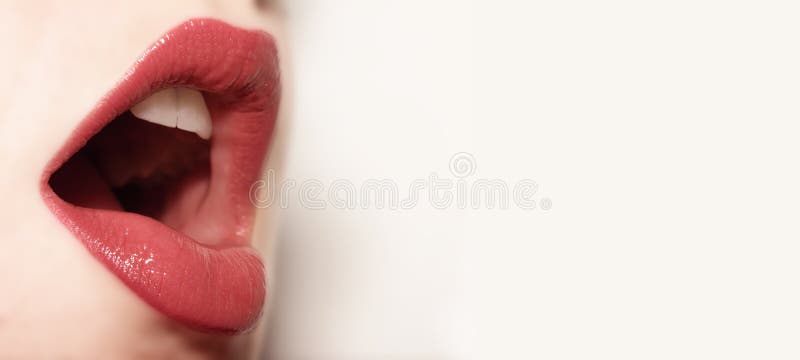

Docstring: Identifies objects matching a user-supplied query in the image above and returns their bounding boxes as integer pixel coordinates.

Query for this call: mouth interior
[49,110,216,244]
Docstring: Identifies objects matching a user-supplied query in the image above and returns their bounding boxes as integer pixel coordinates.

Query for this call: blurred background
[262,0,800,359]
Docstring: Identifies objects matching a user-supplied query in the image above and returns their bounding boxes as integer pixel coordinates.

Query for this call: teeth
[176,88,212,140]
[130,88,212,139]
[130,89,178,128]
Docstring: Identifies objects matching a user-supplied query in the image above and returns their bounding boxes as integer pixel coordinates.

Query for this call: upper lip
[39,18,280,333]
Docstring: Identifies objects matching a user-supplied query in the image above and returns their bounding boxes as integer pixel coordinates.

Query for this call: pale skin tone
[0,1,286,358]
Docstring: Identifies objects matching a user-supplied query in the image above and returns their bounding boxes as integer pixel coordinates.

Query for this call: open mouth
[52,90,234,247]
[40,19,280,333]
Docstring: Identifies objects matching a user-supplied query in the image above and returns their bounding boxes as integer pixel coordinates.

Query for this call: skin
[0,1,286,358]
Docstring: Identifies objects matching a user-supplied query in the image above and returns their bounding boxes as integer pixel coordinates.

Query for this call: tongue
[49,151,223,245]
[49,112,228,246]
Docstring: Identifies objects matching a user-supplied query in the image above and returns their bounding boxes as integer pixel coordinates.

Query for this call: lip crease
[39,18,280,333]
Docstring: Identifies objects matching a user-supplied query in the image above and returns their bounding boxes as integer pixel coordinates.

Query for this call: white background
[265,1,800,359]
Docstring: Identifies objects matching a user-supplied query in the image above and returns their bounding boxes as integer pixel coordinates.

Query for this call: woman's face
[0,1,284,358]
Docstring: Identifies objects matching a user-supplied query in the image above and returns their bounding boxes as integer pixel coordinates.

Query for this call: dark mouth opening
[49,109,213,241]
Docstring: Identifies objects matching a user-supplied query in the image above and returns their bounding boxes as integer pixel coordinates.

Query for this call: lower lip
[40,19,280,333]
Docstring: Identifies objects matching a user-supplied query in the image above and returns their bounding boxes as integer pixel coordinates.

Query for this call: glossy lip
[39,18,280,333]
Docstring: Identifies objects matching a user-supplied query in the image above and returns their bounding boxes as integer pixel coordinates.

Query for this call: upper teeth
[130,88,212,139]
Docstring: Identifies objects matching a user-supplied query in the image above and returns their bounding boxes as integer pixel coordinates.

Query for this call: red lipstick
[40,19,280,333]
